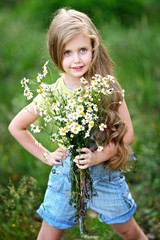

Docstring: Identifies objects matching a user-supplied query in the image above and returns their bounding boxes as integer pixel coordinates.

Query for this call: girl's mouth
[72,66,84,71]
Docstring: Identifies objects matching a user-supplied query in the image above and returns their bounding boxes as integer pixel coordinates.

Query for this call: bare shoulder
[9,101,40,132]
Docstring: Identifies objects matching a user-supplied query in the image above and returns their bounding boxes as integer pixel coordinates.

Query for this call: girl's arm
[8,102,68,166]
[73,99,134,169]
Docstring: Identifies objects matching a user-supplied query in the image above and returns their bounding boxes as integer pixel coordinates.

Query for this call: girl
[8,8,148,240]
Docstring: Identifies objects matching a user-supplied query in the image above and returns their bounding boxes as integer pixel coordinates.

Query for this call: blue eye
[80,48,87,53]
[64,50,71,56]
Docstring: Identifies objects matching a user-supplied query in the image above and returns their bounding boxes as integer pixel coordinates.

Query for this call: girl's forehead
[63,34,91,49]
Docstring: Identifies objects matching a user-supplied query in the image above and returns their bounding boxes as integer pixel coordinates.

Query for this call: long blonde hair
[48,8,130,171]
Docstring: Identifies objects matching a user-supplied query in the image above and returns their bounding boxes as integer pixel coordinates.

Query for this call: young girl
[9,8,148,240]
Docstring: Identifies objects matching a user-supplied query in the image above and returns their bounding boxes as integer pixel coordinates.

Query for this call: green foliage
[0,176,41,240]
[1,0,159,27]
[0,2,160,239]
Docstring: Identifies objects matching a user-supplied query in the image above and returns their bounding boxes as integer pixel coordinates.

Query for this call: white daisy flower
[97,146,104,152]
[85,130,90,138]
[107,75,115,83]
[59,128,66,136]
[33,100,40,113]
[35,141,42,147]
[43,152,49,159]
[79,125,85,131]
[80,77,88,84]
[68,99,76,106]
[71,126,80,134]
[50,133,58,142]
[122,89,125,97]
[99,123,107,131]
[76,105,84,113]
[71,112,79,120]
[36,73,43,82]
[52,102,60,111]
[88,121,94,129]
[44,115,52,123]
[93,105,98,112]
[39,109,48,117]
[83,93,89,98]
[30,124,42,133]
[85,113,92,121]
[20,77,30,87]
[78,96,84,102]
[82,119,88,125]
[107,88,114,95]
[26,91,33,100]
[87,107,93,113]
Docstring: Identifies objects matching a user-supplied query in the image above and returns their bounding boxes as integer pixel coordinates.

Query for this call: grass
[0,6,160,240]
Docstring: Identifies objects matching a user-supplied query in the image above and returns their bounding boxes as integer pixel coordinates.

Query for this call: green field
[0,1,160,239]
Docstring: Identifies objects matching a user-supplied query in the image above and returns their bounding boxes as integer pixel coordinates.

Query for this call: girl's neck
[63,74,81,89]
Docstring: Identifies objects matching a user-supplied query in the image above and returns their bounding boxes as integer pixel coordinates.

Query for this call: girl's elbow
[8,122,15,136]
[128,132,134,145]
[124,130,134,146]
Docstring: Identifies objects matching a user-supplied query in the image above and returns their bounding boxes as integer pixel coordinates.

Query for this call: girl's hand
[73,148,96,169]
[45,148,68,166]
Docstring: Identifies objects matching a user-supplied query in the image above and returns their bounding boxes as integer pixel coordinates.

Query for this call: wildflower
[59,128,66,136]
[30,124,42,133]
[119,101,122,104]
[83,93,89,98]
[71,112,79,120]
[12,224,16,228]
[97,146,104,152]
[76,105,84,113]
[79,125,85,131]
[78,96,84,102]
[80,77,88,84]
[43,60,49,67]
[35,141,42,146]
[74,86,83,93]
[24,86,33,100]
[122,89,125,97]
[107,88,114,95]
[71,126,80,134]
[39,109,48,117]
[87,107,93,113]
[20,77,30,87]
[79,111,85,116]
[63,92,69,98]
[88,121,94,129]
[36,73,43,82]
[43,152,49,159]
[52,102,60,111]
[107,75,115,83]
[85,113,92,121]
[68,99,76,107]
[99,123,107,131]
[82,119,88,125]
[37,87,43,94]
[33,100,40,113]
[85,130,90,138]
[50,133,58,142]
[93,105,98,112]
[44,115,52,123]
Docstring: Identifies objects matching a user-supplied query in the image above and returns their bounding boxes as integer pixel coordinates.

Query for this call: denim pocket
[121,185,133,209]
[47,174,64,193]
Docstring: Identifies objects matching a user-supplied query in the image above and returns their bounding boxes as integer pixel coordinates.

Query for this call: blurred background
[0,0,160,239]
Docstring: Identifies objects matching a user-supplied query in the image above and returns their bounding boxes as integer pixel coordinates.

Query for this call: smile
[72,66,84,71]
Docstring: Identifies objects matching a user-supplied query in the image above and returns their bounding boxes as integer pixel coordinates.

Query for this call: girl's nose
[73,53,81,63]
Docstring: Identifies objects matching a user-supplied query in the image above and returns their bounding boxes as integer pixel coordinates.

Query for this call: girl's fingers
[76,148,91,154]
[76,163,88,169]
[73,159,87,165]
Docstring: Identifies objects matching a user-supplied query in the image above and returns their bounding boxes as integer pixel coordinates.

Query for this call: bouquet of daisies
[21,61,124,233]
